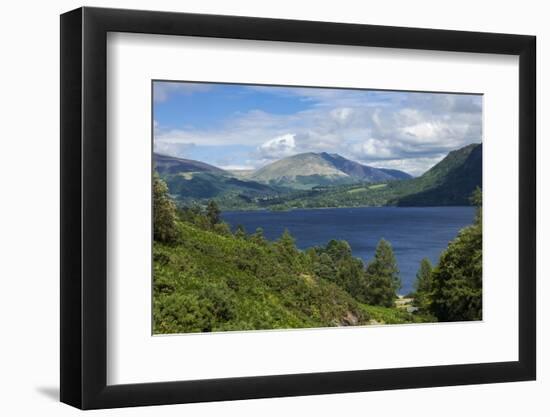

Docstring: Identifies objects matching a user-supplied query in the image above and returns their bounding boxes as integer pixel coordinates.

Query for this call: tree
[413,258,433,311]
[364,239,401,307]
[277,229,297,252]
[429,188,482,321]
[274,229,300,267]
[153,173,178,243]
[250,227,267,246]
[206,200,221,226]
[234,224,247,239]
[312,240,367,303]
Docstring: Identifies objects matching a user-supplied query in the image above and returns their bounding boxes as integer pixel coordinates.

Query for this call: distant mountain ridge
[153,144,480,209]
[154,153,281,205]
[154,153,228,176]
[249,152,411,189]
[318,152,412,181]
[242,143,482,210]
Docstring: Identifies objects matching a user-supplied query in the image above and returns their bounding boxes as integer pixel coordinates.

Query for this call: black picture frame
[60,6,536,410]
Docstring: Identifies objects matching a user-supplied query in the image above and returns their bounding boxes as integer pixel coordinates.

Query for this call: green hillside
[163,171,281,206]
[154,153,228,175]
[395,143,482,206]
[154,222,366,333]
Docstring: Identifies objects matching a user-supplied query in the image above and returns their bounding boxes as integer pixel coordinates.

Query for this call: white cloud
[154,90,482,174]
[257,134,296,160]
[369,155,446,177]
[218,164,256,171]
[153,140,195,158]
[351,139,395,159]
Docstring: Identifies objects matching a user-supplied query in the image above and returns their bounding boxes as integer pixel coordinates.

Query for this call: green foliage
[234,224,247,239]
[206,200,221,225]
[310,240,368,303]
[429,189,482,321]
[412,258,433,311]
[153,173,178,243]
[250,227,267,246]
[153,221,375,334]
[364,239,401,307]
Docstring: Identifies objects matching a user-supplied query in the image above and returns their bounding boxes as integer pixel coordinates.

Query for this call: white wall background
[0,0,545,415]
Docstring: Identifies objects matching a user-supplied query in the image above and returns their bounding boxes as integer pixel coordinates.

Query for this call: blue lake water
[222,206,476,295]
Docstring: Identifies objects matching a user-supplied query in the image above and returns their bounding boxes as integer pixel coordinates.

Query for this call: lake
[222,206,476,294]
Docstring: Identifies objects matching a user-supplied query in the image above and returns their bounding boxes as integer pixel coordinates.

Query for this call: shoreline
[220,204,475,214]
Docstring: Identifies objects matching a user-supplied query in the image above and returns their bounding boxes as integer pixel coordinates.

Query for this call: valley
[155,143,482,210]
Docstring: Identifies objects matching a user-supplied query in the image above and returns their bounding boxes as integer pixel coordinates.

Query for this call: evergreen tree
[326,239,353,261]
[234,224,247,239]
[313,240,367,303]
[206,200,221,226]
[153,173,177,243]
[413,258,433,311]
[274,229,300,267]
[429,188,482,321]
[277,229,297,252]
[364,239,401,307]
[250,227,267,246]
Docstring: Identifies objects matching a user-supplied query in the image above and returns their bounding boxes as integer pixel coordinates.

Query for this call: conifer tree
[234,224,247,239]
[153,173,177,243]
[206,200,221,226]
[413,258,433,311]
[364,239,401,307]
[250,227,267,246]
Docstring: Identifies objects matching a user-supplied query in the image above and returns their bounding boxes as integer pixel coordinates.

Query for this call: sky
[153,81,482,176]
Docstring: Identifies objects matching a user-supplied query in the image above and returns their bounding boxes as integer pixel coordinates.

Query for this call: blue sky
[153,81,482,176]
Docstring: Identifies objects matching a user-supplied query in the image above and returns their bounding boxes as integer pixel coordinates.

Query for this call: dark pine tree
[234,224,247,239]
[206,200,221,226]
[364,239,401,307]
[250,227,267,246]
[413,258,433,311]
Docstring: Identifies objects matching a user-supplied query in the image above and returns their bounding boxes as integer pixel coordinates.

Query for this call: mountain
[395,143,482,206]
[154,153,281,207]
[251,143,482,209]
[249,152,411,189]
[163,171,278,203]
[154,144,480,209]
[319,152,412,181]
[154,153,228,176]
[377,168,413,180]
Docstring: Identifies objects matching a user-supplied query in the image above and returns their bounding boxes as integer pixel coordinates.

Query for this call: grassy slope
[153,221,423,334]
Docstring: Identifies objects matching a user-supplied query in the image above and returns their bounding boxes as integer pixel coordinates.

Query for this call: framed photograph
[60,6,536,409]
